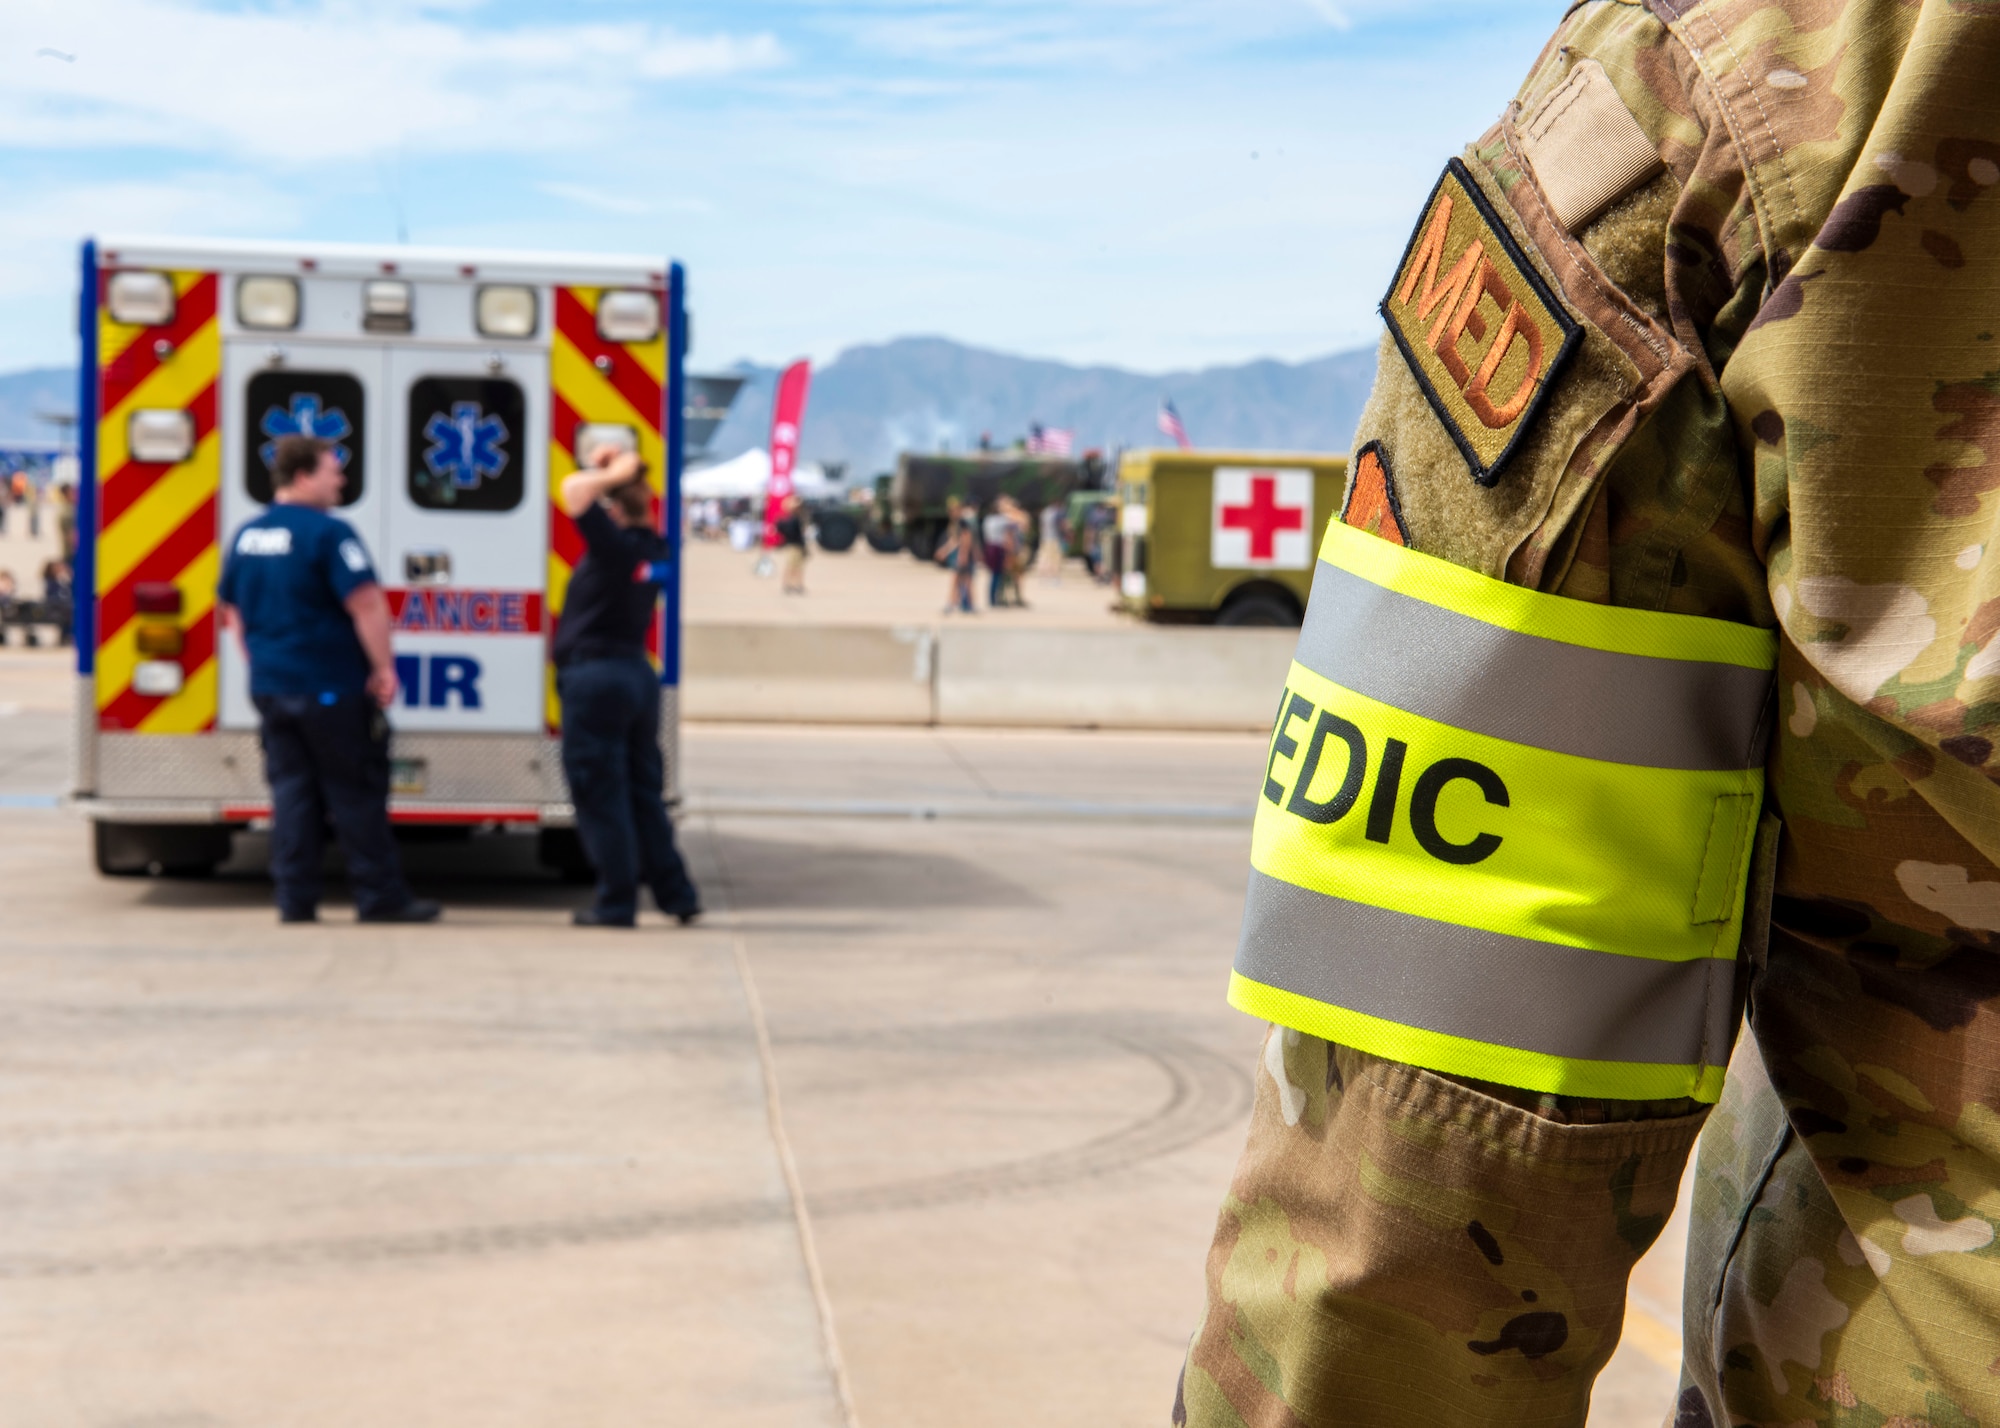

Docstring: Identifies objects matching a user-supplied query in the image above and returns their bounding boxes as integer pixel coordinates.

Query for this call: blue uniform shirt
[216,504,378,699]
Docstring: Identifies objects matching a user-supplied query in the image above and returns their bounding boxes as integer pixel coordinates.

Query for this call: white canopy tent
[682,448,838,502]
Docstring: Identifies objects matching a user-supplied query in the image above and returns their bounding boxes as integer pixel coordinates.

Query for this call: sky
[0,0,1558,377]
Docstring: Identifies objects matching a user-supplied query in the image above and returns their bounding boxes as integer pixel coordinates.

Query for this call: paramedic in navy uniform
[216,434,440,925]
[553,444,701,927]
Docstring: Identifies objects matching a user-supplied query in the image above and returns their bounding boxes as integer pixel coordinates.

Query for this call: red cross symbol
[1220,474,1306,560]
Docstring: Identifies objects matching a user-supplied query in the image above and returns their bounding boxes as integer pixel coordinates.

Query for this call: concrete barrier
[679,623,934,724]
[935,625,1294,730]
[681,621,1293,731]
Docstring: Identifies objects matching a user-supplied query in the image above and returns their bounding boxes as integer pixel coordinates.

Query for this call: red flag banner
[763,359,812,547]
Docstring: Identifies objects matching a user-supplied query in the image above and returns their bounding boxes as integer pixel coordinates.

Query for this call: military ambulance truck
[72,237,687,877]
[1116,450,1349,625]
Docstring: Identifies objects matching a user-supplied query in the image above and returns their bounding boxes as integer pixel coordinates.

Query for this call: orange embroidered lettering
[1465,300,1544,428]
[1378,159,1581,486]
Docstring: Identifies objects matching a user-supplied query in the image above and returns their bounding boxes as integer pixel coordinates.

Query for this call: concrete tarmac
[683,538,1130,629]
[0,650,1683,1426]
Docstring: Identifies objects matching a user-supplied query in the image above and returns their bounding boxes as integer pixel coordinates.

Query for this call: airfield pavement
[0,596,1686,1424]
[681,532,1135,629]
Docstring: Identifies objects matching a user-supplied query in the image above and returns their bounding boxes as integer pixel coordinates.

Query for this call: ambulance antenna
[377,142,410,244]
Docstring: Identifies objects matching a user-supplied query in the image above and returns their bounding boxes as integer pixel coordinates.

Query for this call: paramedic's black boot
[359,897,442,924]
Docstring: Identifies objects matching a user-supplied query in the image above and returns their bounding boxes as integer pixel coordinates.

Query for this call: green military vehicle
[1116,449,1349,626]
[889,451,1107,561]
[861,473,903,553]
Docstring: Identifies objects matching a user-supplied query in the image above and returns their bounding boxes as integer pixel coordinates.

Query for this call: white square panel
[1211,467,1313,570]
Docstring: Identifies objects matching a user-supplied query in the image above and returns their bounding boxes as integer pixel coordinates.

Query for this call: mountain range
[0,336,1381,476]
[0,368,79,449]
[704,337,1379,478]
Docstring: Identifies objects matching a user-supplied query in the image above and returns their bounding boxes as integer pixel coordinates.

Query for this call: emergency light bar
[237,275,301,330]
[107,271,176,326]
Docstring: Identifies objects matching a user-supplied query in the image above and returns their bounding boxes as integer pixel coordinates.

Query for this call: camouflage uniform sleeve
[1719,8,2000,955]
[1183,2,2000,1425]
[1181,6,1757,1425]
[1653,3,2000,1424]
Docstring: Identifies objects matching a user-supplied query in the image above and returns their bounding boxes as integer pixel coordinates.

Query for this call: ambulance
[1115,449,1349,626]
[71,237,687,877]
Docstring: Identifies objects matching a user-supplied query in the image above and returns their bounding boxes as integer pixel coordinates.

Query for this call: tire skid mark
[0,1028,1251,1281]
[814,1032,1249,1218]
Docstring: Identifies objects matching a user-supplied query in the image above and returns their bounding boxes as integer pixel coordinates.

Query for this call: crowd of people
[0,558,74,646]
[685,496,765,550]
[935,494,1118,615]
[937,494,1037,612]
[685,487,1115,612]
[0,476,78,647]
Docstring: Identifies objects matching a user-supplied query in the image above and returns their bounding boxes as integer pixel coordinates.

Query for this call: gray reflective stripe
[1235,870,1736,1069]
[1294,560,1772,771]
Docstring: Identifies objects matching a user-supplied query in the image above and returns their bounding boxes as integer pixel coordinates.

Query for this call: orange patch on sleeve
[1339,442,1408,548]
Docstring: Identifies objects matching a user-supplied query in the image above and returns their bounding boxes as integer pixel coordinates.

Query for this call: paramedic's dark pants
[254,693,411,918]
[558,657,697,921]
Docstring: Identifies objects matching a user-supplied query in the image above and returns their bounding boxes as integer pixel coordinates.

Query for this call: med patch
[1381,158,1580,487]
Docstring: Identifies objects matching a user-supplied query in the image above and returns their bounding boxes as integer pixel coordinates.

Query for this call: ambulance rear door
[382,345,550,734]
[217,342,387,731]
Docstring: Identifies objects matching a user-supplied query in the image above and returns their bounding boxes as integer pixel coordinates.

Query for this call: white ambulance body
[73,237,686,875]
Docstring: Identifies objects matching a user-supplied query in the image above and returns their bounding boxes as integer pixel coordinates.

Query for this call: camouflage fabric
[1178,1,2000,1424]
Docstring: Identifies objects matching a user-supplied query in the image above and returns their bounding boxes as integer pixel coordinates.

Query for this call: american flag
[1158,399,1191,450]
[1026,424,1075,456]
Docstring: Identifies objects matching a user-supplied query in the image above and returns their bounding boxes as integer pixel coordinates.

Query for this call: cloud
[806,0,1490,68]
[0,174,302,299]
[0,0,784,162]
[534,182,713,218]
[0,0,1559,374]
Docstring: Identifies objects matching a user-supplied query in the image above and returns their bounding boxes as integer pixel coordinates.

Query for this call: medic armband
[1230,519,1776,1103]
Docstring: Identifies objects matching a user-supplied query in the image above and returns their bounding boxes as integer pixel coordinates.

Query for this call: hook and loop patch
[1380,158,1581,487]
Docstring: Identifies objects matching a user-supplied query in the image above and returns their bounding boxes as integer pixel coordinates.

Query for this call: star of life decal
[259,392,353,472]
[422,402,511,489]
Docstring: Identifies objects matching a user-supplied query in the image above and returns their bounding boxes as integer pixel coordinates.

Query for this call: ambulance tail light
[107,271,177,326]
[132,583,183,615]
[596,289,660,344]
[237,276,301,330]
[476,285,538,338]
[128,409,195,464]
[133,581,185,664]
[135,623,184,658]
[133,662,185,698]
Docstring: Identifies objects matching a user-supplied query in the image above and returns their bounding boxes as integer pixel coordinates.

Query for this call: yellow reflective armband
[1229,519,1776,1103]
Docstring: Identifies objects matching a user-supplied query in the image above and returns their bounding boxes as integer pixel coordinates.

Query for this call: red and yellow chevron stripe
[94,269,221,733]
[546,285,667,730]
